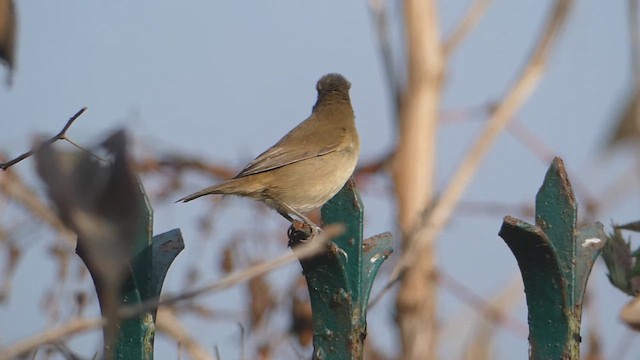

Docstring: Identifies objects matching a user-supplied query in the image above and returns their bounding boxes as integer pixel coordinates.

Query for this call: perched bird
[177,73,359,234]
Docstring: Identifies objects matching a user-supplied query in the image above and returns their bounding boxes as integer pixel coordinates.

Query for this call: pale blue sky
[0,1,637,359]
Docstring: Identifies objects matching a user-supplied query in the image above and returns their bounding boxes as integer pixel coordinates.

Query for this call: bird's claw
[287,220,322,246]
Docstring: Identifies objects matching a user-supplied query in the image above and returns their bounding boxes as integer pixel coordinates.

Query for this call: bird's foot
[287,220,321,246]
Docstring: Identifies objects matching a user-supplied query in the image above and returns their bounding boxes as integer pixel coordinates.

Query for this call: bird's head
[314,73,351,108]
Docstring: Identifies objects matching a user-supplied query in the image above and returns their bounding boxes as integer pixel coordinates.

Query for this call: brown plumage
[177,73,359,233]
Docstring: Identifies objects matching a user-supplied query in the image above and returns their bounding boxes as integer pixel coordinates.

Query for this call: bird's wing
[234,125,346,178]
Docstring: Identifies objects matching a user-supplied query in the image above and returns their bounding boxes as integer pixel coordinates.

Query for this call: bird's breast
[262,149,358,213]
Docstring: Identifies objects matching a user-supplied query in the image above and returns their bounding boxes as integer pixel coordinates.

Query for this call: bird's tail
[176,186,220,203]
[176,178,252,203]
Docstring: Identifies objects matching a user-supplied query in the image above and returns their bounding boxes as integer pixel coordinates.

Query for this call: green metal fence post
[78,180,184,360]
[498,157,605,359]
[292,179,393,360]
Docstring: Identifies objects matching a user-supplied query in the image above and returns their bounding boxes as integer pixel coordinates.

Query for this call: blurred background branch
[0,1,637,359]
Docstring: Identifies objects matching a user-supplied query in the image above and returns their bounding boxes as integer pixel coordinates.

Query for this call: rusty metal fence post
[78,180,184,360]
[292,179,393,360]
[499,157,605,359]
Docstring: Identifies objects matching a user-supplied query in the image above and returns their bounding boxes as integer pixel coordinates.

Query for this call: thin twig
[63,137,108,163]
[597,160,640,215]
[629,0,640,127]
[156,308,214,360]
[368,268,529,339]
[446,102,599,217]
[447,102,600,217]
[630,0,640,88]
[0,228,336,359]
[239,323,246,360]
[443,0,493,57]
[456,200,534,219]
[367,0,402,116]
[367,273,401,309]
[438,271,528,338]
[506,119,600,218]
[354,151,394,179]
[0,318,103,360]
[0,169,75,244]
[136,156,236,180]
[392,0,574,279]
[0,107,87,171]
[119,225,340,320]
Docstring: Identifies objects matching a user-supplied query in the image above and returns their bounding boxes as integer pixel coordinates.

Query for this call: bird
[177,73,359,234]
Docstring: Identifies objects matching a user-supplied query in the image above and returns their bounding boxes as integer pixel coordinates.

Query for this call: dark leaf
[602,228,634,295]
[0,0,15,85]
[35,130,143,357]
[34,130,140,284]
[617,220,640,233]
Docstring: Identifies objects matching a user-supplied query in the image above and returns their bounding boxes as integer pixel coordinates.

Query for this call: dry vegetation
[1,1,640,359]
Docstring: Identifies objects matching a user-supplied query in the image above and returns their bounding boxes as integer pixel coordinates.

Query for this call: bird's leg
[276,209,295,223]
[275,203,321,235]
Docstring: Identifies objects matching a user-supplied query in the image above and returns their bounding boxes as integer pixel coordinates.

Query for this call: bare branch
[0,318,103,360]
[506,119,599,217]
[393,0,574,284]
[454,276,527,359]
[0,227,340,359]
[438,271,528,339]
[157,308,214,360]
[444,0,493,57]
[0,107,88,171]
[394,0,444,232]
[63,137,107,163]
[393,0,445,357]
[354,151,394,180]
[630,0,640,88]
[367,0,402,115]
[0,168,75,244]
[119,225,341,320]
[629,0,640,130]
[597,161,640,215]
[136,156,236,180]
[447,103,599,216]
[368,273,400,309]
[456,200,534,219]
